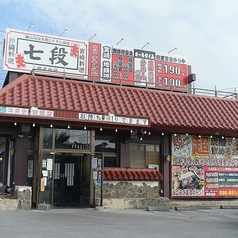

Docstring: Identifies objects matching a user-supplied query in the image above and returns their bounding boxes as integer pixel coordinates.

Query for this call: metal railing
[189,87,238,99]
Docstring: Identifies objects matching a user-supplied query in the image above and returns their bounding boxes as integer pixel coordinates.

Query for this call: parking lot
[0,208,238,238]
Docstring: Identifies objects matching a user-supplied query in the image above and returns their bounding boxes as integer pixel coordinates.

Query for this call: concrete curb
[175,206,197,211]
[220,205,238,209]
[147,206,170,211]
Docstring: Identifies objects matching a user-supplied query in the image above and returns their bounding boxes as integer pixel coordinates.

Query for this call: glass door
[53,155,81,207]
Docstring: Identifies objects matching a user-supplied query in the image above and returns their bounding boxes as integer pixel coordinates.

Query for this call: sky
[0,0,238,91]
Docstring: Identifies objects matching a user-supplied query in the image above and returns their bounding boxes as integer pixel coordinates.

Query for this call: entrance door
[53,155,82,206]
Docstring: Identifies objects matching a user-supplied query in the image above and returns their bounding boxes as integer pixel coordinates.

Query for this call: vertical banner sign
[155,53,188,92]
[100,44,112,82]
[111,47,134,85]
[88,42,101,81]
[171,134,238,197]
[134,49,155,88]
[4,29,88,79]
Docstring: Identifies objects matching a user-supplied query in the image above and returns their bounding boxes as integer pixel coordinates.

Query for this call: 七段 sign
[171,134,238,197]
[4,28,188,92]
[4,29,87,78]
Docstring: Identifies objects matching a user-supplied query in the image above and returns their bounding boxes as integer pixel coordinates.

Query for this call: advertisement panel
[3,29,189,92]
[4,29,88,78]
[155,52,188,92]
[100,44,112,82]
[88,42,101,81]
[171,134,238,197]
[134,49,156,88]
[112,47,134,85]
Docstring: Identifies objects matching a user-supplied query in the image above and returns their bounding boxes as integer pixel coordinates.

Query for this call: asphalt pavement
[0,207,238,238]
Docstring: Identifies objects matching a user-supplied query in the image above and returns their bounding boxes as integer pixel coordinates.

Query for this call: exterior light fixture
[67,125,70,129]
[174,133,177,136]
[140,137,143,140]
[32,123,35,127]
[115,129,118,132]
[88,33,97,41]
[60,29,68,36]
[84,126,87,130]
[168,47,177,54]
[50,124,53,128]
[116,38,124,46]
[141,128,147,134]
[141,42,149,50]
[27,23,34,31]
[14,122,17,126]
[166,154,171,162]
[222,136,224,139]
[130,129,133,133]
[210,135,213,138]
[186,133,188,136]
[148,131,151,135]
[100,127,103,131]
[161,132,164,136]
[233,137,236,140]
[199,135,201,138]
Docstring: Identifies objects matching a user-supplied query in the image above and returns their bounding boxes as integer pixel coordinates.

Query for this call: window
[43,128,52,149]
[130,143,160,169]
[28,136,35,150]
[55,128,90,150]
[95,139,117,167]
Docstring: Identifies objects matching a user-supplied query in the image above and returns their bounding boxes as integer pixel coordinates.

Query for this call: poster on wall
[4,29,88,78]
[171,134,238,197]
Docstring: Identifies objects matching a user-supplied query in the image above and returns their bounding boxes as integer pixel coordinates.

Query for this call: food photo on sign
[171,134,238,197]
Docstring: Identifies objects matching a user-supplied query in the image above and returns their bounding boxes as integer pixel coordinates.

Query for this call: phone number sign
[204,166,238,197]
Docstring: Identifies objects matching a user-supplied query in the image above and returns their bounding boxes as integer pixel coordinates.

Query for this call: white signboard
[134,49,156,88]
[79,112,150,126]
[4,29,88,78]
[0,106,54,117]
[100,44,112,82]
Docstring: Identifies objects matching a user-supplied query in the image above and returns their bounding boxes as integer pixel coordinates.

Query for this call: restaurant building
[0,29,238,209]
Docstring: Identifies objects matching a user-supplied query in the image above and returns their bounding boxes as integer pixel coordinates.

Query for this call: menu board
[171,134,238,197]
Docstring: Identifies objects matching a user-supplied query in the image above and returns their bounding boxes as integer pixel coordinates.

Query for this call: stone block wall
[14,186,32,210]
[95,181,170,209]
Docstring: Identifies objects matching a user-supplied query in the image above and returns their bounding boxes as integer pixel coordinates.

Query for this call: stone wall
[14,186,32,210]
[95,181,170,209]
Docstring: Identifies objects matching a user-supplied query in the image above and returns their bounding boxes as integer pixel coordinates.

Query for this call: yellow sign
[40,178,45,192]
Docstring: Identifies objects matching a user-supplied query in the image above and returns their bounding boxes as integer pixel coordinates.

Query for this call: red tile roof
[103,167,163,181]
[0,74,238,136]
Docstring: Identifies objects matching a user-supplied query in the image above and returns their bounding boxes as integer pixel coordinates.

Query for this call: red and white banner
[4,28,189,92]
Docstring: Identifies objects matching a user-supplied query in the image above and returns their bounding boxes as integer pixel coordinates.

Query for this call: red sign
[112,54,134,85]
[88,42,101,81]
[204,166,238,197]
[155,61,188,92]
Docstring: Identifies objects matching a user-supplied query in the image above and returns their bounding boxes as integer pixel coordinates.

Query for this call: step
[0,198,19,210]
